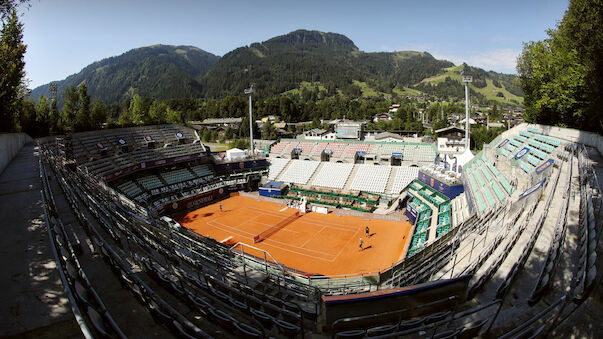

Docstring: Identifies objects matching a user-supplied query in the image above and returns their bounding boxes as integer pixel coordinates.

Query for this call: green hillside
[417,64,523,105]
[31,45,219,104]
[30,30,522,106]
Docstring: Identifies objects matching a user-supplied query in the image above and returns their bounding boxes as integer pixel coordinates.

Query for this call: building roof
[435,126,466,134]
[374,112,393,118]
[459,118,477,124]
[304,128,328,135]
[199,118,243,124]
[374,131,404,140]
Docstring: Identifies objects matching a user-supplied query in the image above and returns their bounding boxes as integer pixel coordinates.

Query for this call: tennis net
[253,211,300,243]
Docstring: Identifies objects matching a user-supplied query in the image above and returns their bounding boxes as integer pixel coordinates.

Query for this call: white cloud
[433,49,520,74]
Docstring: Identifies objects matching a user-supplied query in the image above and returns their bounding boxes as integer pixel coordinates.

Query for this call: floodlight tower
[244,84,254,155]
[462,76,472,151]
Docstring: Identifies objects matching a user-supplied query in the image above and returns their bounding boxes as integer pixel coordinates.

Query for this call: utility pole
[244,84,254,155]
[462,76,472,151]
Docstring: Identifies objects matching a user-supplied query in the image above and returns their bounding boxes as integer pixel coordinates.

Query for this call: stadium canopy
[455,148,474,167]
[226,148,246,160]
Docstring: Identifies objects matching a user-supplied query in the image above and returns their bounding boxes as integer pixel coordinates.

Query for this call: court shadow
[362,245,373,251]
[369,232,377,237]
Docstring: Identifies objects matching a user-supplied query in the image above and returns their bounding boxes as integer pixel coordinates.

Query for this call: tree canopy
[0,9,27,132]
[517,0,602,132]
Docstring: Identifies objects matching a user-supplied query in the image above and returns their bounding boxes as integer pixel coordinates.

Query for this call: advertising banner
[535,159,554,174]
[518,178,546,201]
[515,147,530,159]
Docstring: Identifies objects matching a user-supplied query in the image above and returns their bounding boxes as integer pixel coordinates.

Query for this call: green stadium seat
[525,154,540,166]
[499,176,514,195]
[474,170,486,186]
[474,191,486,213]
[518,160,532,173]
[480,166,492,182]
[486,162,500,176]
[491,182,505,202]
[531,148,547,160]
[505,144,516,153]
[483,186,496,208]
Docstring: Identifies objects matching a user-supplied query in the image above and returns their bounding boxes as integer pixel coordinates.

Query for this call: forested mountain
[30,29,522,106]
[30,45,219,104]
[201,30,455,98]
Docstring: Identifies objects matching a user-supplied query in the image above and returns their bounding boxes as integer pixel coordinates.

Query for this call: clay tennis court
[175,195,412,276]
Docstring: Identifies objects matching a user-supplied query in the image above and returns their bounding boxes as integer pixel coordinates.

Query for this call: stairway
[305,162,324,186]
[342,164,361,191]
[274,159,294,182]
[384,166,399,194]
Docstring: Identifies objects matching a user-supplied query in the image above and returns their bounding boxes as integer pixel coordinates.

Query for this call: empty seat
[390,167,420,194]
[349,164,392,193]
[235,322,263,339]
[367,323,398,336]
[87,306,110,337]
[74,280,91,306]
[172,320,196,339]
[275,319,300,337]
[210,308,237,332]
[424,311,450,324]
[312,162,354,189]
[250,308,273,328]
[149,300,172,326]
[457,319,488,339]
[399,318,423,330]
[278,159,320,184]
[335,329,367,339]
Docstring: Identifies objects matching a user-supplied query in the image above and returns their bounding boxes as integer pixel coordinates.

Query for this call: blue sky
[21,0,569,89]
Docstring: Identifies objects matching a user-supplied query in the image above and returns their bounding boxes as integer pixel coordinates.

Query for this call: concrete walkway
[0,143,79,337]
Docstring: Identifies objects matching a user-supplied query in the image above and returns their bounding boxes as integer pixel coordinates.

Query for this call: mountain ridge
[30,29,522,105]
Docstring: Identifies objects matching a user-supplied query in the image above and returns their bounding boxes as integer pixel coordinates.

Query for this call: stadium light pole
[462,76,472,151]
[244,85,254,155]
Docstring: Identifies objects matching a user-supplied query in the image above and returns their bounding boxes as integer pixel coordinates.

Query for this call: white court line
[210,219,300,236]
[331,228,361,263]
[300,226,325,248]
[245,206,358,232]
[279,207,288,212]
[220,236,233,243]
[208,220,335,260]
[202,204,377,262]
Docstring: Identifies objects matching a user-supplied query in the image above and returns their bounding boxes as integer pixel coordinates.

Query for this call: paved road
[0,143,79,337]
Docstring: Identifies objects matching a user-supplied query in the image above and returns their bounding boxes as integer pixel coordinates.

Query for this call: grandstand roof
[435,126,465,134]
[374,131,405,140]
[455,148,474,167]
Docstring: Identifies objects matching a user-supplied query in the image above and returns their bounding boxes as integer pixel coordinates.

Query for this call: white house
[436,126,466,154]
[299,128,337,140]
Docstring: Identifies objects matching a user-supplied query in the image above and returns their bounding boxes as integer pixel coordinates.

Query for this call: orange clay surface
[175,195,412,276]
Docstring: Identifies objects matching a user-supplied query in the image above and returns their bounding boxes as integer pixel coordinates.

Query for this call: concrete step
[384,166,399,194]
[273,159,294,182]
[305,162,324,186]
[342,164,361,191]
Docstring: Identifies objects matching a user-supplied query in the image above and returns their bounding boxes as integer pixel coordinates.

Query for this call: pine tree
[75,83,91,131]
[0,10,27,132]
